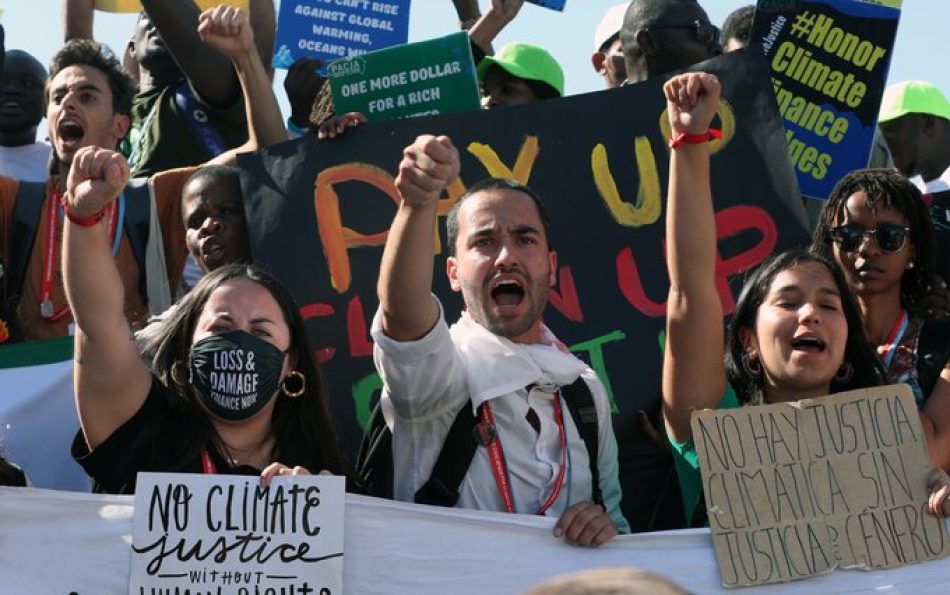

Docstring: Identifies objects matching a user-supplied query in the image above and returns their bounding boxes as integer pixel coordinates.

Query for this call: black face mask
[189,330,286,421]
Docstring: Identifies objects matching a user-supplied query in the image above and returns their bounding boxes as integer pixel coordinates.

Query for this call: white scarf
[448,312,589,410]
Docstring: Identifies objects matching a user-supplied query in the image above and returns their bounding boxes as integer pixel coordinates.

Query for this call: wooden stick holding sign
[691,384,950,587]
[130,472,345,594]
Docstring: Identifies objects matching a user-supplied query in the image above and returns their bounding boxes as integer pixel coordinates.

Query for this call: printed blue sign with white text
[273,0,411,70]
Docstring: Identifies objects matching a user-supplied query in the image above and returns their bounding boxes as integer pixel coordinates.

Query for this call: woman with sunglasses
[662,72,889,525]
[813,169,950,469]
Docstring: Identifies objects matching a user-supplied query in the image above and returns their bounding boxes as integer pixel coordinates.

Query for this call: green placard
[328,31,480,122]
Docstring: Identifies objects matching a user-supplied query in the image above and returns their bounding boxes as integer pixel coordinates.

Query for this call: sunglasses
[826,223,912,253]
[648,19,722,48]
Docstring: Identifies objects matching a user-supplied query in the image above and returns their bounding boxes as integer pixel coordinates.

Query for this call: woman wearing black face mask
[62,147,347,494]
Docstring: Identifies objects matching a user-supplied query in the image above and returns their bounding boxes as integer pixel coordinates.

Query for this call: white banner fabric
[0,358,89,491]
[2,487,950,594]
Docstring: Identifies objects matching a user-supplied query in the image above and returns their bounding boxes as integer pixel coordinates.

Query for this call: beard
[461,272,549,340]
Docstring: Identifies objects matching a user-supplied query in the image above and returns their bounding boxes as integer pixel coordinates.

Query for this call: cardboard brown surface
[691,385,950,587]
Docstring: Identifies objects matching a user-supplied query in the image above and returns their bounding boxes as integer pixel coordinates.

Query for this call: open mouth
[0,98,24,114]
[200,239,225,264]
[856,262,884,277]
[790,335,826,354]
[57,119,85,150]
[490,279,525,310]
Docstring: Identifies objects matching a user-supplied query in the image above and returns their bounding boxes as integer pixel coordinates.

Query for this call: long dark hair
[813,168,942,318]
[147,264,348,476]
[725,249,885,405]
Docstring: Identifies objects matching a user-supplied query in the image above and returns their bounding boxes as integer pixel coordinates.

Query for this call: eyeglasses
[647,19,722,48]
[826,223,912,253]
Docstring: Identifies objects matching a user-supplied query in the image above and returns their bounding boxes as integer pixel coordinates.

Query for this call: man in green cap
[879,80,950,284]
[476,41,564,110]
[879,80,950,190]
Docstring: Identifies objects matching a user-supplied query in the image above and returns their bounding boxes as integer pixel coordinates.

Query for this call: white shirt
[0,142,52,183]
[916,165,950,195]
[372,297,629,531]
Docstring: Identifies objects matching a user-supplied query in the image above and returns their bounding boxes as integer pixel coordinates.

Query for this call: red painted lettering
[547,266,584,322]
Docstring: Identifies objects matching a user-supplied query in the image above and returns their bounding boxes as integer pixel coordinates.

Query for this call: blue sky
[1,0,942,132]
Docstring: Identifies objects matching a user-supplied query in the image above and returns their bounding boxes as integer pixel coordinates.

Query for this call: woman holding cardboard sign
[660,71,886,525]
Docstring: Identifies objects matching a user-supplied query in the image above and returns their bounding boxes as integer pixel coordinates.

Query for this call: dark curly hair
[47,39,137,117]
[812,168,942,318]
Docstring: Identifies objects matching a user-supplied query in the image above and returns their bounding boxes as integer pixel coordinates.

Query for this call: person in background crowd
[620,0,722,85]
[591,4,628,89]
[65,0,249,177]
[478,41,564,109]
[180,165,251,278]
[878,80,950,285]
[134,164,253,363]
[0,454,27,487]
[283,57,326,138]
[661,71,886,524]
[720,4,754,52]
[453,0,484,32]
[372,135,629,547]
[813,169,950,468]
[0,49,51,182]
[0,5,284,343]
[523,567,686,595]
[468,0,525,59]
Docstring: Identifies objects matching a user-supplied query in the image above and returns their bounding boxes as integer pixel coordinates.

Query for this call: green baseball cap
[879,80,950,123]
[477,42,565,97]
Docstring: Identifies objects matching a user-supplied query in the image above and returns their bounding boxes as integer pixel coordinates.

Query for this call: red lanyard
[200,448,218,474]
[41,187,118,321]
[482,391,568,515]
[880,309,909,370]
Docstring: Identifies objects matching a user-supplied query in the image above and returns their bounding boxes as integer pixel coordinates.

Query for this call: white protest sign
[130,473,344,594]
[691,384,950,587]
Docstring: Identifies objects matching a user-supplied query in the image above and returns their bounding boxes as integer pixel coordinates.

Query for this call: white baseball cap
[594,4,628,52]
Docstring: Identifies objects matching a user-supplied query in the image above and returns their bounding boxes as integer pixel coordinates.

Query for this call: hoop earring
[281,371,306,398]
[834,361,854,384]
[741,352,762,378]
[170,360,191,387]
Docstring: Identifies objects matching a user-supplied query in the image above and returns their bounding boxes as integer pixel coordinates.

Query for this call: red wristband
[61,200,106,227]
[669,128,723,149]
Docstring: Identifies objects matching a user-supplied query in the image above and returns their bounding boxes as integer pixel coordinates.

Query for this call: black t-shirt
[71,377,260,494]
[928,190,950,285]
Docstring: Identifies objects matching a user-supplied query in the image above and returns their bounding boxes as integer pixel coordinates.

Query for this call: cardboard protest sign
[237,49,809,531]
[131,473,345,594]
[273,0,411,71]
[328,31,480,121]
[692,385,950,588]
[95,0,248,12]
[527,0,566,10]
[750,0,901,200]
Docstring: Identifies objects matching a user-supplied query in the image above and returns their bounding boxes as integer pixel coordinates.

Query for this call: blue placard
[750,0,901,200]
[527,0,566,10]
[273,0,412,71]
